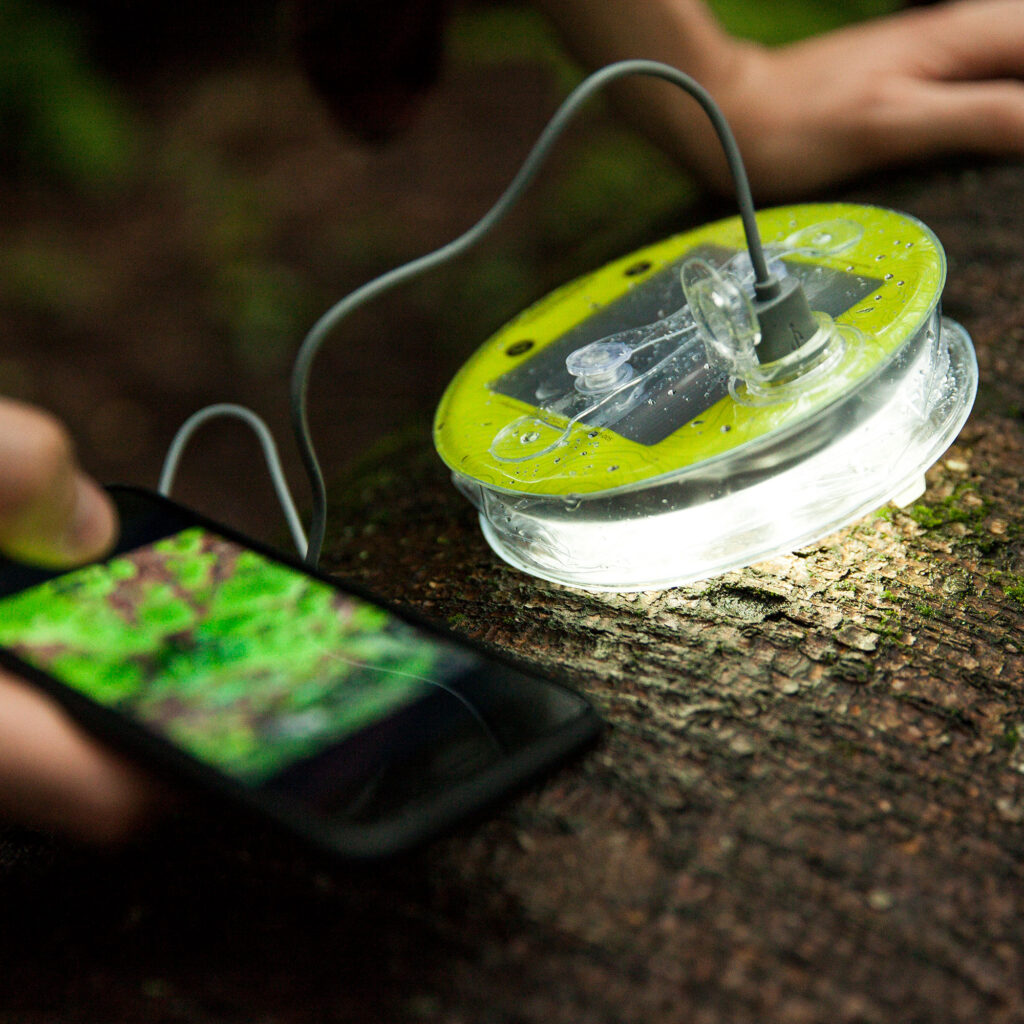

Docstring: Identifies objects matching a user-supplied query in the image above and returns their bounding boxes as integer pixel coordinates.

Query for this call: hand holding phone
[0,486,601,858]
[0,398,158,840]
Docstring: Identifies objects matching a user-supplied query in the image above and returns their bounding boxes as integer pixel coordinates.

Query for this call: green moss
[909,483,989,530]
[998,724,1020,751]
[1003,575,1024,609]
[876,607,902,638]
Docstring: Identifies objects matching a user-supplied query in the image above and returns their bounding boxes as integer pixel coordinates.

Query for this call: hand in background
[0,399,157,842]
[537,0,1024,199]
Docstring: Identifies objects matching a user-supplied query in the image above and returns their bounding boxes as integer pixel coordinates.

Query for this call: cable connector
[752,276,819,365]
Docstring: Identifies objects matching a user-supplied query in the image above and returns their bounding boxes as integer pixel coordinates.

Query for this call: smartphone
[0,486,601,860]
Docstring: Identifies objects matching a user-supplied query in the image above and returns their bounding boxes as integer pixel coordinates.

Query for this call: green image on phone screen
[0,528,480,784]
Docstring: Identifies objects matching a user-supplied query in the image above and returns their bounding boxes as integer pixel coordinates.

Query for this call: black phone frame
[0,485,602,861]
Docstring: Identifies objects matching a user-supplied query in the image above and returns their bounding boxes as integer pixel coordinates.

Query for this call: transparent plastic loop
[490,415,570,463]
[681,250,847,395]
[782,218,864,257]
[723,248,789,296]
[680,257,760,375]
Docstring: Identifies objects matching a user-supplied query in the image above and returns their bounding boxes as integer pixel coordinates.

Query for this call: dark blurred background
[0,0,897,550]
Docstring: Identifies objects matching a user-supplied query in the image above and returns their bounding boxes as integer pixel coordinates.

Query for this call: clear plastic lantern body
[434,204,978,591]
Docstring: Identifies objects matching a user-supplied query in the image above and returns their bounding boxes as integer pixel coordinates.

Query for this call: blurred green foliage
[709,0,900,42]
[0,238,106,315]
[0,0,136,185]
[0,0,903,375]
[1,0,902,188]
[159,145,319,369]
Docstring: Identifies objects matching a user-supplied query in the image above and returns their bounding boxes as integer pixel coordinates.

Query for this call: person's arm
[532,0,1024,199]
[0,399,157,841]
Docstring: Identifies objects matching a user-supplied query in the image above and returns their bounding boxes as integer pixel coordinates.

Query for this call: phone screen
[0,489,599,854]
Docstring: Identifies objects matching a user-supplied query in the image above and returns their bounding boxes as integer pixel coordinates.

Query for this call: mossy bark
[312,164,1024,1023]
[2,164,1022,1024]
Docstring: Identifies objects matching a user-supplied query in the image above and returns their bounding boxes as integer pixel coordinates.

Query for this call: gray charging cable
[163,59,781,567]
[158,404,309,556]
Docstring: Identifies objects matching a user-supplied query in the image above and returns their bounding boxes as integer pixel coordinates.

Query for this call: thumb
[0,400,117,567]
[55,472,119,566]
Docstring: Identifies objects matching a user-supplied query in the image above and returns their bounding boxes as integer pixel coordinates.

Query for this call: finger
[0,399,117,567]
[879,79,1024,160]
[0,670,162,842]
[905,0,1024,81]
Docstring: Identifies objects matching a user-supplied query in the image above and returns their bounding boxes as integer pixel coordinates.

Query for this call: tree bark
[2,164,1023,1024]
[313,162,1024,1023]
